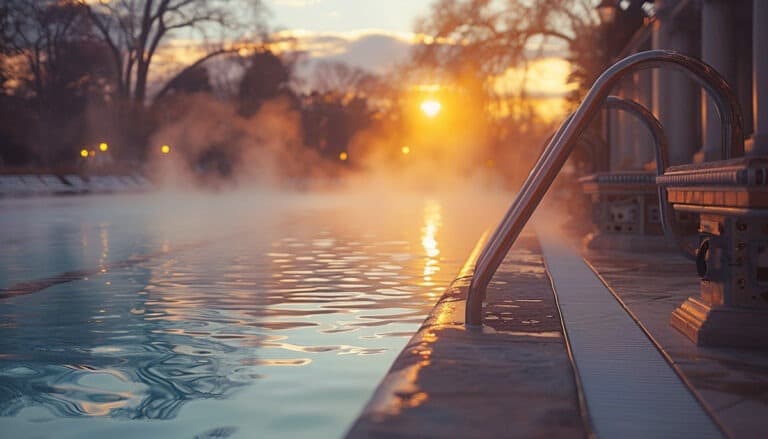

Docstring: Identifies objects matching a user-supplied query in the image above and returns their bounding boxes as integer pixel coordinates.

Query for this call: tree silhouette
[238,51,292,117]
[81,0,266,105]
[414,0,600,98]
[312,61,378,97]
[0,0,116,166]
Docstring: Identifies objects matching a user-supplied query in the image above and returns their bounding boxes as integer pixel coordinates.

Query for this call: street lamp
[596,0,618,24]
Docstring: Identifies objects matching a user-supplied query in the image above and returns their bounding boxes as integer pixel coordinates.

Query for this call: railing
[465,50,745,326]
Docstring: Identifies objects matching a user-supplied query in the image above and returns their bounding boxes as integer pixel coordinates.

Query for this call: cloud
[274,29,415,73]
[272,0,324,7]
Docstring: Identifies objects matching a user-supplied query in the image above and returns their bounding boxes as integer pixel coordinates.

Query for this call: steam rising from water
[144,93,516,194]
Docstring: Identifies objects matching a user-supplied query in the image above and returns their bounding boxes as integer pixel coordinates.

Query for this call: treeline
[0,0,382,178]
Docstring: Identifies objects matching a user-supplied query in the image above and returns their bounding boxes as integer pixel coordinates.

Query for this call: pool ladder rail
[465,49,745,326]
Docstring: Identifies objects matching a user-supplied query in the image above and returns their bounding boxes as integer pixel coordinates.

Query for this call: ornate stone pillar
[634,71,655,167]
[653,0,700,165]
[753,0,768,154]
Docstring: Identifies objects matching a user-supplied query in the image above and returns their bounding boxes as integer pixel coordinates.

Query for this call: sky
[266,0,432,34]
[263,0,575,110]
[149,0,574,117]
[264,0,432,74]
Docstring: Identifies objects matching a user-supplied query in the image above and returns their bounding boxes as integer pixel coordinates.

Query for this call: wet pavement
[586,248,768,439]
[348,226,768,438]
[346,232,587,438]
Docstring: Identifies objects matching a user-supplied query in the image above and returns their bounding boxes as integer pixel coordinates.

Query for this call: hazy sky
[259,0,572,107]
[266,0,433,34]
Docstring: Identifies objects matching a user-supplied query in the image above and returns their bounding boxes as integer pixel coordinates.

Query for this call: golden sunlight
[420,99,442,118]
[491,57,575,97]
[489,57,576,121]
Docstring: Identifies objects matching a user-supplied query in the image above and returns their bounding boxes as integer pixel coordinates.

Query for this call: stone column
[622,78,640,170]
[753,0,768,155]
[608,101,621,171]
[701,0,737,161]
[636,70,655,168]
[653,0,700,165]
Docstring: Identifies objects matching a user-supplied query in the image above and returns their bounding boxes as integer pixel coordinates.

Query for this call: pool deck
[346,227,768,438]
[346,231,587,438]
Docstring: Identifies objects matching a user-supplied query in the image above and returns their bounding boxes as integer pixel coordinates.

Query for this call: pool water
[0,191,503,438]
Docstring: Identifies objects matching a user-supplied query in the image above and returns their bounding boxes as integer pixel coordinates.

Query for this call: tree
[81,0,266,105]
[1,1,91,100]
[238,50,292,117]
[312,61,378,97]
[159,65,212,96]
[414,0,599,98]
[0,0,116,166]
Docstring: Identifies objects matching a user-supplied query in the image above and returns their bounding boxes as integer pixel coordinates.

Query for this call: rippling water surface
[0,191,504,438]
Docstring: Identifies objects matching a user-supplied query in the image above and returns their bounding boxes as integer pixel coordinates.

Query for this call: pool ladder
[465,49,745,326]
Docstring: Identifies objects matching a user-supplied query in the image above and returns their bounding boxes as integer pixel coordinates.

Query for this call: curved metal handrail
[603,97,671,237]
[601,96,696,259]
[466,50,745,326]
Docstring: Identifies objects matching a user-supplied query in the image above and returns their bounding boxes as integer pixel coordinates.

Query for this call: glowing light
[89,150,96,157]
[99,142,108,152]
[421,201,442,289]
[339,151,348,161]
[402,146,411,155]
[421,201,442,260]
[420,99,442,118]
[413,83,442,93]
[80,149,89,158]
[161,144,171,154]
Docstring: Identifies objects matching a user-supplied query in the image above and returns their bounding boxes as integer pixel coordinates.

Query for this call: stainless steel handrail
[466,50,745,326]
[602,97,699,260]
[603,97,672,240]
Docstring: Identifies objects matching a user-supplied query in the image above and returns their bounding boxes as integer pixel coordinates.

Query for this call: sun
[420,99,442,118]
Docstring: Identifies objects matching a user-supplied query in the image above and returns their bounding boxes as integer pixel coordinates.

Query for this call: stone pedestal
[579,172,680,251]
[660,157,768,347]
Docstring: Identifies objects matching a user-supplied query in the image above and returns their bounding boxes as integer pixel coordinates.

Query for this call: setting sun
[420,99,442,118]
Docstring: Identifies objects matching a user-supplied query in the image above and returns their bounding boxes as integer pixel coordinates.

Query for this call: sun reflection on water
[421,201,442,290]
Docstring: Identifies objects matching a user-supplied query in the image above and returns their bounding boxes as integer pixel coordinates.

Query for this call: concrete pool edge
[344,231,489,430]
[345,230,587,438]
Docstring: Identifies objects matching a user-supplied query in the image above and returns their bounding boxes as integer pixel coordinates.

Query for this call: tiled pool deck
[348,228,768,438]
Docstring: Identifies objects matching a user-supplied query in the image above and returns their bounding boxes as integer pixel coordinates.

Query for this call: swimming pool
[0,191,503,438]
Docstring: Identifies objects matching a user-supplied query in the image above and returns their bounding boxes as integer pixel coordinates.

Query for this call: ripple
[0,197,485,429]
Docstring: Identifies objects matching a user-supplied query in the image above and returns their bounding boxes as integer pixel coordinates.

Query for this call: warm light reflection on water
[421,201,442,293]
[0,193,506,438]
